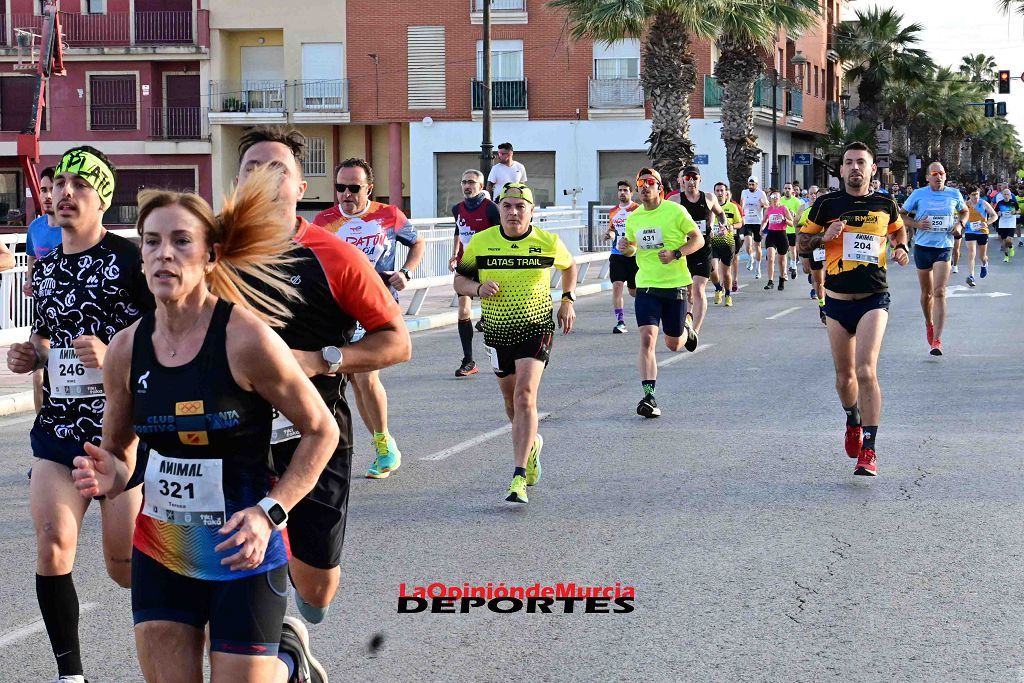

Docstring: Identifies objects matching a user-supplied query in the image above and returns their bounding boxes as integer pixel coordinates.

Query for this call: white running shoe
[952,265,959,274]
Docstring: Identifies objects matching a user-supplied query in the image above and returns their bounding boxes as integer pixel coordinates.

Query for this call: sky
[846,0,1024,138]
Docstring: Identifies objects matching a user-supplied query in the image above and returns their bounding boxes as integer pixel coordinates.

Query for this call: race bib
[713,222,729,237]
[694,220,707,235]
[926,215,952,233]
[769,214,784,226]
[743,210,759,223]
[999,213,1016,230]
[813,247,826,262]
[484,345,501,371]
[270,408,300,445]
[458,227,475,246]
[143,449,225,527]
[47,348,104,399]
[637,227,664,249]
[843,232,882,264]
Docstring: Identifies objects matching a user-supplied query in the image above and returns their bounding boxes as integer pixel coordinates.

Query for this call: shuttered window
[0,77,46,131]
[408,26,445,110]
[303,137,327,177]
[89,74,137,130]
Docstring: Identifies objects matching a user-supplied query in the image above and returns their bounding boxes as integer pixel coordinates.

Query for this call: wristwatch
[561,291,576,303]
[893,243,909,254]
[322,345,343,374]
[672,249,683,260]
[399,268,412,281]
[257,497,288,530]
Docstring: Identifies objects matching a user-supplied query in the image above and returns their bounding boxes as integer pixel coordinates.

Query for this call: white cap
[748,176,758,183]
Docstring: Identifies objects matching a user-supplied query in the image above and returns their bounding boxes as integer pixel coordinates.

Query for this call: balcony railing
[472,0,526,10]
[293,79,349,112]
[588,77,643,109]
[471,79,527,111]
[8,11,206,47]
[827,101,840,121]
[210,80,286,114]
[704,75,785,111]
[146,106,209,140]
[90,105,137,131]
[0,15,7,47]
[786,89,803,118]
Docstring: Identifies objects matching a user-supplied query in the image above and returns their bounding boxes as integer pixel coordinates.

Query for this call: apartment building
[0,0,210,224]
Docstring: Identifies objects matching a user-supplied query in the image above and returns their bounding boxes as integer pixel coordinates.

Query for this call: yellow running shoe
[724,294,733,307]
[505,474,528,503]
[526,434,543,486]
[713,290,723,305]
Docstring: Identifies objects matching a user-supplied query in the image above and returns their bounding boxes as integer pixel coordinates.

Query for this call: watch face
[323,346,343,364]
[267,504,287,525]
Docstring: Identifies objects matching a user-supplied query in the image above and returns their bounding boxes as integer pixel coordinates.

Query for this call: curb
[0,390,34,417]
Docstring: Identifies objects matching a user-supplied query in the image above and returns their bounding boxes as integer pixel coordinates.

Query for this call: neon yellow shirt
[780,196,803,234]
[625,200,697,289]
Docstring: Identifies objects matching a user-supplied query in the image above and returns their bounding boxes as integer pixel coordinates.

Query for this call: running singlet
[31,232,151,447]
[452,197,500,247]
[901,187,966,249]
[780,196,803,234]
[677,192,714,255]
[965,201,989,234]
[764,205,789,231]
[455,225,573,347]
[625,200,697,289]
[994,198,1019,231]
[131,299,285,581]
[740,189,767,225]
[801,191,904,294]
[608,202,640,255]
[313,201,418,274]
[26,215,62,260]
[714,202,741,245]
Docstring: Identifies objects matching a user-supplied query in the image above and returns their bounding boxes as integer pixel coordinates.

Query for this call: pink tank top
[764,205,788,231]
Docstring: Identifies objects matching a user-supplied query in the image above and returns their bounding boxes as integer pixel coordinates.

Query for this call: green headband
[54,149,116,205]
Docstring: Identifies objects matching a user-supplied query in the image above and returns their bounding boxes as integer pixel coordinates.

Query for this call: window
[106,168,196,225]
[598,151,648,204]
[813,66,819,98]
[301,43,346,110]
[89,74,137,130]
[593,40,640,80]
[435,151,555,215]
[0,77,46,132]
[303,137,327,177]
[476,40,523,81]
[807,64,812,94]
[86,0,107,14]
[407,27,445,110]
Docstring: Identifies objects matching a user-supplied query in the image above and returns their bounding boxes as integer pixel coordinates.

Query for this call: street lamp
[770,50,809,190]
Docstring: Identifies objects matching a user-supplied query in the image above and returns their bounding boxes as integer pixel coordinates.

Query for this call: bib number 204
[158,479,196,500]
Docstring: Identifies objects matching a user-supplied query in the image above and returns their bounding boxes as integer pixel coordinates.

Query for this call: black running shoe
[474,318,484,332]
[455,360,478,377]
[778,278,785,291]
[683,316,699,352]
[636,395,661,418]
[764,280,774,290]
[280,616,327,683]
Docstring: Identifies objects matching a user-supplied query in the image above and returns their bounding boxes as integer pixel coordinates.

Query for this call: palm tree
[714,0,820,196]
[959,53,997,85]
[835,6,933,135]
[818,118,875,183]
[995,0,1024,16]
[549,0,725,180]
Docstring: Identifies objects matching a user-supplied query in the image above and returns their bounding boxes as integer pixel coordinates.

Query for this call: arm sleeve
[393,209,418,246]
[624,214,636,242]
[552,236,573,270]
[455,238,479,281]
[888,199,906,234]
[800,196,827,234]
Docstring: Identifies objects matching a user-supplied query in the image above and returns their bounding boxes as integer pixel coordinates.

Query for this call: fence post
[586,200,598,253]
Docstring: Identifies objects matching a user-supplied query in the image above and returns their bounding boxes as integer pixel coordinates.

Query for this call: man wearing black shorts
[605,180,640,333]
[670,165,727,333]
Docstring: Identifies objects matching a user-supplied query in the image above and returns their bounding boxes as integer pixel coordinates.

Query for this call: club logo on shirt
[175,400,209,446]
[137,370,150,392]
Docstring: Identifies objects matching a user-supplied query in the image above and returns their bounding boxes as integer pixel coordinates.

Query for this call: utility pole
[771,67,779,191]
[480,0,493,179]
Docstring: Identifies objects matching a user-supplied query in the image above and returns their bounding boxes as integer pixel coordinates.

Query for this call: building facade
[0,0,211,224]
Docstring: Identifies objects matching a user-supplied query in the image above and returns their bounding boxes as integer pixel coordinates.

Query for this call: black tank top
[678,191,713,251]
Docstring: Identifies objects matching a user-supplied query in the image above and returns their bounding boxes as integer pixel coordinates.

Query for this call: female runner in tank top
[71,167,339,683]
[963,187,996,287]
[761,192,795,290]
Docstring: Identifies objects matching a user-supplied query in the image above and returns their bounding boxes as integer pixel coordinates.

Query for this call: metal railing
[145,106,209,140]
[472,0,526,10]
[471,79,527,110]
[827,101,840,121]
[0,14,7,47]
[9,11,204,47]
[210,80,286,113]
[293,80,349,112]
[704,75,785,110]
[90,105,138,131]
[787,88,803,118]
[588,78,644,108]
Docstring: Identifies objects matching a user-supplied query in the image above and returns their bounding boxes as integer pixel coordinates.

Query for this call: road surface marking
[0,603,98,649]
[766,307,801,320]
[420,413,551,461]
[657,343,714,368]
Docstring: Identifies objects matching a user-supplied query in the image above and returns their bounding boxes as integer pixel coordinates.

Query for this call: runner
[900,162,969,356]
[237,128,411,630]
[797,185,827,323]
[963,187,996,286]
[619,168,704,419]
[449,169,500,373]
[993,187,1020,262]
[761,192,794,291]
[740,176,768,279]
[605,180,640,333]
[314,159,424,478]
[5,146,151,683]
[780,182,804,280]
[713,181,742,306]
[670,165,727,333]
[797,142,909,477]
[71,168,339,683]
[718,184,744,294]
[23,166,60,412]
[453,182,577,504]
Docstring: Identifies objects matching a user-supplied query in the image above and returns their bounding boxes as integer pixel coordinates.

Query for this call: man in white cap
[740,176,768,278]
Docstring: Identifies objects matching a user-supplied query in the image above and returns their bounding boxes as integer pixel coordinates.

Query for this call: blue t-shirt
[902,187,966,249]
[26,215,62,260]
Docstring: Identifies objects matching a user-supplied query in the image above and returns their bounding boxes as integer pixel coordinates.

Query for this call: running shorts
[787,233,797,248]
[996,228,1015,240]
[824,292,891,335]
[799,251,825,272]
[742,224,763,243]
[686,246,712,280]
[30,429,85,469]
[131,549,288,656]
[964,232,988,243]
[913,245,952,270]
[634,288,688,338]
[765,231,789,254]
[486,333,554,378]
[712,242,735,266]
[733,233,743,253]
[608,253,639,289]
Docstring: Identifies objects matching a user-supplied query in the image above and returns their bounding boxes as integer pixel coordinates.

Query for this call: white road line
[420,413,551,462]
[766,306,801,320]
[657,343,714,368]
[0,603,98,649]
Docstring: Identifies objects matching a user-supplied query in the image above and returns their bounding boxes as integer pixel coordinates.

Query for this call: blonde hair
[136,165,300,327]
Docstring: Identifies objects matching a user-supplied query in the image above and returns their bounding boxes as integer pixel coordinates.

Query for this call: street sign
[915,158,922,170]
[794,153,812,165]
[876,129,891,144]
[693,154,709,165]
[876,154,890,169]
[877,141,891,155]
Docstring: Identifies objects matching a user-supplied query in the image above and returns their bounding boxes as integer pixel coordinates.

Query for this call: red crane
[16,0,65,219]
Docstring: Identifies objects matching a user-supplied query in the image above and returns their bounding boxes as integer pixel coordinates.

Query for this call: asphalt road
[2,249,1022,682]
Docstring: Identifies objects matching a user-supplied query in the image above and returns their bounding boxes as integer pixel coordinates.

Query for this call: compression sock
[713,282,724,292]
[37,573,83,677]
[513,467,527,478]
[862,426,878,451]
[843,404,861,427]
[615,308,624,322]
[457,318,474,362]
[642,380,656,396]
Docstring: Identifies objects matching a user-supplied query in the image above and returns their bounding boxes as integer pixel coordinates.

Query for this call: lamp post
[770,51,809,191]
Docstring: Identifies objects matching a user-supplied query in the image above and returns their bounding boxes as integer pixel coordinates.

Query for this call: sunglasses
[929,172,946,177]
[682,174,699,181]
[335,183,365,193]
[636,178,660,188]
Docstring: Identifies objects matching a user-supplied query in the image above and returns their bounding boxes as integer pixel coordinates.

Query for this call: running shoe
[952,265,959,274]
[526,434,543,486]
[966,275,976,288]
[475,318,484,332]
[506,474,529,503]
[1019,239,1023,247]
[366,434,401,479]
[746,259,754,271]
[930,339,943,356]
[810,288,817,300]
[724,294,733,307]
[683,316,699,352]
[854,448,877,477]
[926,323,934,346]
[980,265,988,278]
[755,267,762,279]
[1010,247,1016,259]
[819,305,827,325]
[281,616,328,683]
[1005,255,1011,263]
[613,320,627,334]
[636,395,661,418]
[789,266,797,280]
[763,280,774,290]
[714,290,723,305]
[778,278,785,291]
[844,425,863,458]
[455,360,479,377]
[731,282,738,292]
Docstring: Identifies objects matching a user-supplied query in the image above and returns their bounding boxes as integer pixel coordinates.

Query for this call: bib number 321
[143,449,225,527]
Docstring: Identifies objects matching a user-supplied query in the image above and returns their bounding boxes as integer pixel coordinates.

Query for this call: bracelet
[476,283,482,298]
[893,243,908,254]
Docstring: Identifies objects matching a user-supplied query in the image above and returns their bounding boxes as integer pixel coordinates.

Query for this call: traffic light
[985,98,995,117]
[998,70,1011,94]
[997,101,1007,117]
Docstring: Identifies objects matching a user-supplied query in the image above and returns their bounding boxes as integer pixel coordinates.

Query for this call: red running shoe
[926,323,934,345]
[929,339,943,356]
[844,425,862,458]
[855,448,877,476]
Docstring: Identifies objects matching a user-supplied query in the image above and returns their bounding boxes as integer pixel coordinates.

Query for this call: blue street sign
[693,154,709,165]
[794,153,813,165]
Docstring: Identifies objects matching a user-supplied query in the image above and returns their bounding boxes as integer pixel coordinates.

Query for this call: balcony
[470,0,527,24]
[588,78,644,118]
[827,101,840,122]
[704,75,785,124]
[146,107,209,141]
[292,79,350,124]
[90,105,137,131]
[209,80,286,124]
[471,79,527,116]
[785,88,803,125]
[7,11,208,49]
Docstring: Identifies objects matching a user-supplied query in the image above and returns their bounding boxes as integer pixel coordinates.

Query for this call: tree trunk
[891,121,909,185]
[855,77,881,143]
[715,39,764,198]
[642,10,695,183]
[939,129,960,176]
[959,138,973,179]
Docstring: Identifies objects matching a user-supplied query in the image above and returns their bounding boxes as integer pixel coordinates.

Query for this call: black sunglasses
[335,183,365,194]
